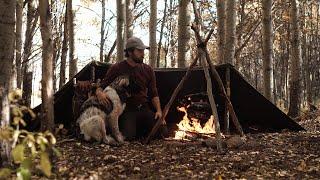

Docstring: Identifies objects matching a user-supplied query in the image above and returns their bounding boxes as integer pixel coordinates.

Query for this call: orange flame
[174,106,215,140]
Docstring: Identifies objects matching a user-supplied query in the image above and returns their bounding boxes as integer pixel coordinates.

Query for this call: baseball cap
[125,37,150,50]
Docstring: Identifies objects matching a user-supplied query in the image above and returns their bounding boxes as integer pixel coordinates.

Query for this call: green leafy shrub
[0,90,61,179]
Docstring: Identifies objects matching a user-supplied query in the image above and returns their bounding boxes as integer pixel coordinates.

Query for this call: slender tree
[0,0,16,165]
[216,0,226,64]
[288,0,302,118]
[16,0,23,89]
[224,0,237,65]
[157,0,168,67]
[149,0,157,67]
[177,0,191,67]
[59,2,68,89]
[116,0,125,62]
[68,0,77,79]
[100,0,106,62]
[51,0,61,92]
[39,0,54,131]
[262,0,274,101]
[22,1,38,107]
[125,0,133,39]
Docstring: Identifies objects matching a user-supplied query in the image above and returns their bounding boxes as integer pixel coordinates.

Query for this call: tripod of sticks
[144,24,244,153]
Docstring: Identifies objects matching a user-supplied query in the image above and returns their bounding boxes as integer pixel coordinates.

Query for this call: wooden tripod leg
[204,54,244,136]
[144,55,199,144]
[199,51,223,153]
[190,23,244,136]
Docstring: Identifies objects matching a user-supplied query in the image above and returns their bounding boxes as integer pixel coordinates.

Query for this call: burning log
[179,92,212,125]
[174,106,216,140]
[187,101,211,125]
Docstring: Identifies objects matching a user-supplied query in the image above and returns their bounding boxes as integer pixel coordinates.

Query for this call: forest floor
[43,111,320,179]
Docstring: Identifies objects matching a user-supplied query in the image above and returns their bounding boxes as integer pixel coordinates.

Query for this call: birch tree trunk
[224,0,237,65]
[288,0,302,118]
[117,0,125,62]
[0,0,15,165]
[59,2,68,89]
[262,0,274,101]
[16,0,23,89]
[68,0,77,79]
[100,0,106,62]
[177,0,191,68]
[39,0,54,132]
[216,0,226,64]
[149,0,157,67]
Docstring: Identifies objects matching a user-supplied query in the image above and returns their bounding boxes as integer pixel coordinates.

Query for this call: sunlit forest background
[4,0,318,116]
[1,0,320,179]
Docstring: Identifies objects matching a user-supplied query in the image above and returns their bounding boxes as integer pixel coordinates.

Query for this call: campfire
[172,93,220,141]
[174,106,215,140]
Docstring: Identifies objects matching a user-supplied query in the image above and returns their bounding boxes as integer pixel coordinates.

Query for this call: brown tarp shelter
[31,61,304,133]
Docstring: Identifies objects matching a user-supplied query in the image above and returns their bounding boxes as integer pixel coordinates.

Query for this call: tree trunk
[23,72,33,107]
[68,0,77,79]
[125,0,133,39]
[100,0,106,62]
[59,2,68,89]
[16,0,23,89]
[157,0,168,67]
[116,0,125,62]
[216,0,226,64]
[105,40,117,63]
[234,0,246,68]
[39,0,54,132]
[0,0,15,165]
[262,0,274,101]
[300,3,311,107]
[149,0,157,67]
[224,0,237,65]
[51,0,60,93]
[288,0,302,118]
[22,1,38,107]
[177,0,191,68]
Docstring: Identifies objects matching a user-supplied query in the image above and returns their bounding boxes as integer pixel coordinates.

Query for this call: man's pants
[118,104,168,140]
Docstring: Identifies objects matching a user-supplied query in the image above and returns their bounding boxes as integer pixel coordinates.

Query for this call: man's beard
[132,56,143,63]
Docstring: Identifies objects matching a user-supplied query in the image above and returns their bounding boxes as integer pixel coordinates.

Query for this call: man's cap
[125,37,150,50]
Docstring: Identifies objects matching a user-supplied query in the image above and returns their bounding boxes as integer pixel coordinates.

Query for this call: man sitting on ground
[96,36,168,140]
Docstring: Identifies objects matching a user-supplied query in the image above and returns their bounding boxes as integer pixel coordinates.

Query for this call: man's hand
[96,88,111,106]
[155,110,166,124]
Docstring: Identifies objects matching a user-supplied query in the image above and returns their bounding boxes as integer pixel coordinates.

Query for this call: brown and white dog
[76,75,140,145]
